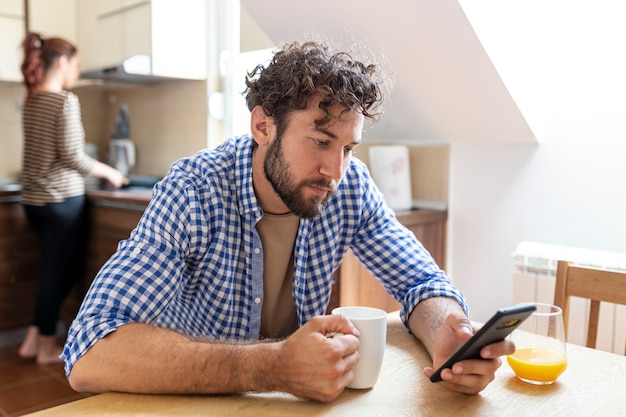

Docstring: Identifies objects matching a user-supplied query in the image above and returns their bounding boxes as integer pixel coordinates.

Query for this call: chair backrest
[554,260,626,355]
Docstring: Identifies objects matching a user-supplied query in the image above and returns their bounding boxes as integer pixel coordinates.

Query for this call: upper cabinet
[78,0,150,71]
[0,0,25,82]
[28,0,77,44]
[77,0,207,80]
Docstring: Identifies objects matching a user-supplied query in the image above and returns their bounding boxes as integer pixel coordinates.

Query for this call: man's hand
[409,298,515,394]
[422,314,514,394]
[273,315,360,402]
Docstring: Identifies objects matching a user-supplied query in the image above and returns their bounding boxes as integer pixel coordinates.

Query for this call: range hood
[80,54,187,84]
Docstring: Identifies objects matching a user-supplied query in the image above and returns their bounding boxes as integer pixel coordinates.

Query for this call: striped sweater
[21,91,95,206]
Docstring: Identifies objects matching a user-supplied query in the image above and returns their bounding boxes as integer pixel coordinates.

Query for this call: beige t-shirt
[256,211,300,339]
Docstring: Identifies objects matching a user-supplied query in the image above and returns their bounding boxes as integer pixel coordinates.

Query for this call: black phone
[429,303,536,383]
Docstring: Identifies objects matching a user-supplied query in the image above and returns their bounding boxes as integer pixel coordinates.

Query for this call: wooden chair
[554,260,626,355]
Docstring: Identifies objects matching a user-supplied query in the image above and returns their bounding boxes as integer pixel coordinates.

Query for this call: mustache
[305,178,338,193]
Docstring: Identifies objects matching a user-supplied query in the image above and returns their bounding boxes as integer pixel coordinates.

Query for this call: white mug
[332,306,387,389]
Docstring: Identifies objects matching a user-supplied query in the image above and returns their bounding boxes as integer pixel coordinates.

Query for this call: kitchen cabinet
[77,0,207,79]
[0,193,40,330]
[27,0,77,43]
[78,0,150,71]
[61,192,148,319]
[0,190,148,329]
[86,199,145,272]
[0,0,25,82]
[338,209,448,312]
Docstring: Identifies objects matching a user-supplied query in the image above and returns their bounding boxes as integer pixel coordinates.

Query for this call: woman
[19,32,126,364]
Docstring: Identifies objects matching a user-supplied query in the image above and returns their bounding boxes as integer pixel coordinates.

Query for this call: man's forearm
[68,323,280,394]
[408,296,467,358]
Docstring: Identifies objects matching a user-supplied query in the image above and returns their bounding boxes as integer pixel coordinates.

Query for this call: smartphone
[429,303,536,382]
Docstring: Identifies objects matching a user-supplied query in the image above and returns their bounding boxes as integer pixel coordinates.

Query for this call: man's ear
[250,106,273,146]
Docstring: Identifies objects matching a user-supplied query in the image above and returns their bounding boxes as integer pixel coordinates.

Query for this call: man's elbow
[68,357,101,393]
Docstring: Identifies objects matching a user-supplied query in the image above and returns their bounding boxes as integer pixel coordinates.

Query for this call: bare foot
[36,335,64,365]
[18,326,39,359]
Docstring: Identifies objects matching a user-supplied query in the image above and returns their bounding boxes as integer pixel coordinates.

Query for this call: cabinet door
[78,0,150,71]
[150,0,206,79]
[0,0,23,14]
[0,201,40,331]
[0,0,24,82]
[61,202,145,320]
[27,0,77,43]
[338,210,447,313]
[120,0,151,59]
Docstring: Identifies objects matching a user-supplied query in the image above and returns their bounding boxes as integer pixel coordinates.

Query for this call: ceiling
[240,0,537,144]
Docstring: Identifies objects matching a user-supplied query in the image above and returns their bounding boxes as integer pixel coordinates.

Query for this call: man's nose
[320,150,345,181]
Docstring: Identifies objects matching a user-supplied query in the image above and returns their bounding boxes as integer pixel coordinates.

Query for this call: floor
[0,346,92,417]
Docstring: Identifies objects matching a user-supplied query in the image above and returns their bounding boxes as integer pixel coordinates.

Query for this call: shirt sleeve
[58,93,95,175]
[349,165,468,328]
[61,177,197,377]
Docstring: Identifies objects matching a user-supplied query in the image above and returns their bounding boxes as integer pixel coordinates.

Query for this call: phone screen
[429,303,536,382]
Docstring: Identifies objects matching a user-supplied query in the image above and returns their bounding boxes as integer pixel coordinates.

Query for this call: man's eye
[314,140,328,147]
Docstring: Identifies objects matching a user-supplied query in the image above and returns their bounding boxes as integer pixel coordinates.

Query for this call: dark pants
[24,195,87,335]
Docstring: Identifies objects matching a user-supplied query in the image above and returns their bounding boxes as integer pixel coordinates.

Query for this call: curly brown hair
[244,39,391,136]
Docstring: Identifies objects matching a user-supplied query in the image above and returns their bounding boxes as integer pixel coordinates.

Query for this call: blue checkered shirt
[62,135,467,376]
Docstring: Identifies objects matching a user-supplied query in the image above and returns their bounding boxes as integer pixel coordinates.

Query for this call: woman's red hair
[21,32,77,99]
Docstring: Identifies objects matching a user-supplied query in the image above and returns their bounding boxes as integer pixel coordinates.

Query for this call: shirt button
[132,247,141,254]
[253,247,261,254]
[254,297,261,304]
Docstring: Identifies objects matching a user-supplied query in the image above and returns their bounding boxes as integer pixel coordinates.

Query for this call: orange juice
[507,347,567,384]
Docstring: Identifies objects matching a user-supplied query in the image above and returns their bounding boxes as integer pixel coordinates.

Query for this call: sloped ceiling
[240,0,537,144]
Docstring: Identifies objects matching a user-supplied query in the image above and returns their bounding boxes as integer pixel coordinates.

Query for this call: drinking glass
[507,303,567,385]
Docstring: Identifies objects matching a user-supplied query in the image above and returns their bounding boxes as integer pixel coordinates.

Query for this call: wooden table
[25,312,626,416]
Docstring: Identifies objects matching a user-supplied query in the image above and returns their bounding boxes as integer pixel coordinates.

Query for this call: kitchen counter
[0,184,153,206]
[0,184,21,203]
[86,187,153,207]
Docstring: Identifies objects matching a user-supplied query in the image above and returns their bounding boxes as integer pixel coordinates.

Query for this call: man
[63,39,512,402]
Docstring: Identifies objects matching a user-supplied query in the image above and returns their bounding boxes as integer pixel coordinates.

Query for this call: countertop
[3,185,445,219]
[0,184,22,202]
[86,187,153,206]
[0,183,153,206]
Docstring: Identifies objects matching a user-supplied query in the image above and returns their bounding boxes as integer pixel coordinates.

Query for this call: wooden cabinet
[61,196,147,320]
[86,200,146,274]
[77,0,207,79]
[0,0,25,82]
[337,209,447,312]
[0,190,148,329]
[0,195,40,330]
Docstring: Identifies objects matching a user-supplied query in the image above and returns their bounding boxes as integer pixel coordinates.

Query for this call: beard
[264,135,336,218]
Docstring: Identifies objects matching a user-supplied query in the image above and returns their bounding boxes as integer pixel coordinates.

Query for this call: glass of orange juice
[507,303,567,385]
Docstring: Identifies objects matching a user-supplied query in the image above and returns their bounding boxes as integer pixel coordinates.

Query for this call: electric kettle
[107,138,135,177]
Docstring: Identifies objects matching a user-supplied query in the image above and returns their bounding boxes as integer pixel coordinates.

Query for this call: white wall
[449,139,626,320]
[451,1,626,320]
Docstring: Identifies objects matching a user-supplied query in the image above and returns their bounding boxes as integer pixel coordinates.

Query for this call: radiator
[512,241,626,355]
